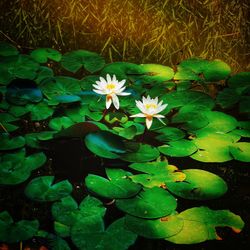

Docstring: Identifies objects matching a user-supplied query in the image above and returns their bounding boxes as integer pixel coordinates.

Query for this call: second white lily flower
[130,96,168,129]
[93,74,131,110]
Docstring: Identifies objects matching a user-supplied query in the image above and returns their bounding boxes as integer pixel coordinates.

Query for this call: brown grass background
[0,0,249,72]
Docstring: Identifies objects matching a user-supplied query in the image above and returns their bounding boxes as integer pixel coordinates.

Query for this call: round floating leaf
[162,90,214,109]
[166,207,244,244]
[121,143,160,162]
[116,187,177,219]
[158,140,197,157]
[113,125,138,140]
[85,169,141,199]
[125,214,183,239]
[216,88,240,109]
[228,72,250,89]
[35,66,54,84]
[49,94,81,104]
[40,76,81,99]
[6,78,43,105]
[165,218,208,244]
[138,64,174,84]
[155,127,185,142]
[85,131,126,159]
[101,62,143,80]
[0,134,25,150]
[203,60,231,81]
[232,129,250,138]
[174,66,201,81]
[167,169,228,200]
[48,116,74,131]
[0,211,39,243]
[25,176,73,202]
[229,142,250,162]
[61,50,105,73]
[0,42,19,56]
[31,48,62,63]
[196,111,237,134]
[0,150,46,185]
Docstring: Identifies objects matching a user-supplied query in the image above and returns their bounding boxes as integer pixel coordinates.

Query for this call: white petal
[93,89,105,95]
[112,75,117,82]
[116,86,126,93]
[99,76,107,84]
[117,92,131,96]
[154,114,165,118]
[106,96,112,109]
[156,117,166,125]
[107,74,112,83]
[93,84,104,90]
[142,96,147,103]
[130,113,146,118]
[157,104,168,113]
[146,117,153,129]
[118,79,126,87]
[112,94,120,109]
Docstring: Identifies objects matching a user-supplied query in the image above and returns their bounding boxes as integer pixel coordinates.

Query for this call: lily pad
[228,72,250,89]
[61,50,105,73]
[0,211,39,243]
[48,116,74,131]
[155,127,185,142]
[40,76,81,99]
[0,150,46,185]
[166,207,244,244]
[0,42,19,56]
[0,133,25,150]
[116,187,177,219]
[31,48,62,63]
[25,176,73,202]
[125,213,183,239]
[85,169,141,199]
[216,88,240,109]
[158,140,197,157]
[85,131,126,159]
[167,169,228,200]
[121,143,160,162]
[229,142,250,162]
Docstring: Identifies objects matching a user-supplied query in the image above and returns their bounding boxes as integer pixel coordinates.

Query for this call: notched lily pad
[85,169,141,199]
[25,176,73,202]
[0,133,25,150]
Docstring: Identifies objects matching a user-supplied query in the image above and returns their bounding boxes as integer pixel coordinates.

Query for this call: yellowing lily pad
[229,142,250,162]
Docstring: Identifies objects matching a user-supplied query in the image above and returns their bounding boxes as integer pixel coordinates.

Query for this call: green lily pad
[167,169,228,200]
[61,50,105,73]
[195,111,238,134]
[48,116,74,131]
[85,169,141,199]
[229,142,250,162]
[0,150,46,185]
[138,64,174,84]
[216,88,240,109]
[0,42,19,56]
[125,213,183,239]
[158,139,197,157]
[0,211,39,243]
[85,131,126,159]
[25,131,57,148]
[116,187,177,219]
[0,133,25,150]
[228,72,250,89]
[48,95,81,104]
[71,217,137,250]
[40,76,81,99]
[25,176,73,202]
[101,62,143,80]
[9,101,54,121]
[104,112,128,124]
[166,207,244,244]
[31,48,62,63]
[155,127,185,142]
[112,125,138,140]
[129,162,186,188]
[174,65,201,81]
[162,90,214,109]
[121,143,160,162]
[35,66,54,84]
[239,96,250,113]
[52,195,106,237]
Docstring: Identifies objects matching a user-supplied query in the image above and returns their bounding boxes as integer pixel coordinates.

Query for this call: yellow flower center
[145,103,157,109]
[106,83,116,90]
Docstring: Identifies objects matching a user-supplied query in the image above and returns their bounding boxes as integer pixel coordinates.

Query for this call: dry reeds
[0,0,249,71]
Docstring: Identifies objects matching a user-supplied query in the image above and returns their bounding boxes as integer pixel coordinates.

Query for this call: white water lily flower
[130,96,168,129]
[93,74,131,109]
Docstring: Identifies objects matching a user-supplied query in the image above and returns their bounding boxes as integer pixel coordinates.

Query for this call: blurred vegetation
[0,0,249,71]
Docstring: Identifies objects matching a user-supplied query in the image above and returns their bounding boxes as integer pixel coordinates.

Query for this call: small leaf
[229,142,250,162]
[31,48,62,63]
